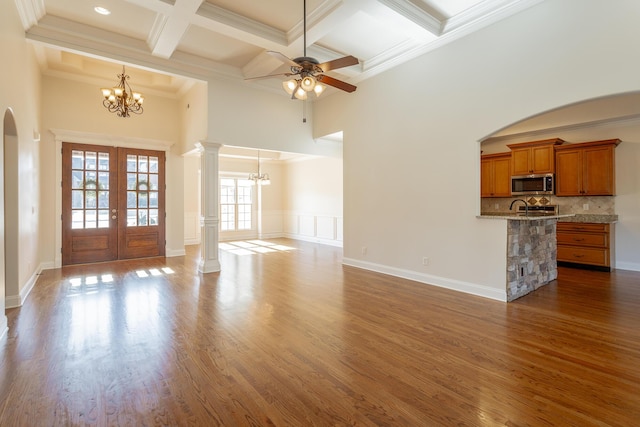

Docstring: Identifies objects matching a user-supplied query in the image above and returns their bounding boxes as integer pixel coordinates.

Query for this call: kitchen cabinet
[481,152,511,197]
[557,222,613,271]
[507,138,564,175]
[555,139,620,196]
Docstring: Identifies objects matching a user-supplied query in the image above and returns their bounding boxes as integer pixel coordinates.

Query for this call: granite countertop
[478,213,618,223]
[478,213,576,221]
[556,214,618,224]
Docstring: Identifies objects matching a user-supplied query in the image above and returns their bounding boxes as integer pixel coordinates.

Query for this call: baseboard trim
[342,257,506,302]
[184,238,200,246]
[614,261,640,272]
[40,261,56,270]
[5,263,44,308]
[166,248,187,257]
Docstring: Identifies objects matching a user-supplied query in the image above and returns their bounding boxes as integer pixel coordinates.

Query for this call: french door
[62,143,165,265]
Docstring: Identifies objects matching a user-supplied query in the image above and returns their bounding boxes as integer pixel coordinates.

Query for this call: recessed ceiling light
[94,6,111,15]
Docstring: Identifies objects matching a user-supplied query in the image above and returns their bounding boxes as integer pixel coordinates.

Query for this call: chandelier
[100,66,144,117]
[248,151,270,185]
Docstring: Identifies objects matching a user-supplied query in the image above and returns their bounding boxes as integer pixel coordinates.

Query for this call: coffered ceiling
[16,0,543,97]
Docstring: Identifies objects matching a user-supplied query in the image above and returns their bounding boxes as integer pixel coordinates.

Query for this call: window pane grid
[70,150,110,229]
[220,178,252,231]
[126,155,160,228]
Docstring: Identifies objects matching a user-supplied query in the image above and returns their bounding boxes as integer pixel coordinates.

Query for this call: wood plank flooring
[1,239,639,426]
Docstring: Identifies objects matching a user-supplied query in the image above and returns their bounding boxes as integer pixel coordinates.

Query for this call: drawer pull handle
[573,238,585,242]
[573,254,585,258]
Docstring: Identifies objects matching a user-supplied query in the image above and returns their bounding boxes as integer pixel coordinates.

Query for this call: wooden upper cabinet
[481,152,511,197]
[507,138,564,175]
[555,139,620,196]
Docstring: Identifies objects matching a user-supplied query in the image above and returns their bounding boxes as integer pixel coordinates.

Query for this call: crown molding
[482,114,640,144]
[13,0,45,30]
[147,14,170,55]
[25,15,240,82]
[196,2,288,47]
[49,129,174,151]
[354,0,545,83]
[374,0,442,35]
[444,0,544,33]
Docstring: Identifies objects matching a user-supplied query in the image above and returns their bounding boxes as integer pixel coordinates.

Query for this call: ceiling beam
[195,2,288,49]
[373,0,442,35]
[24,15,238,81]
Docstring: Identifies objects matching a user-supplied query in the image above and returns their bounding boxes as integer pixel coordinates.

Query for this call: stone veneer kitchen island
[479,214,574,301]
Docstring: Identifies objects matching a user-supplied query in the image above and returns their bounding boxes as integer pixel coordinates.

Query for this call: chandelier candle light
[249,151,270,185]
[100,66,144,117]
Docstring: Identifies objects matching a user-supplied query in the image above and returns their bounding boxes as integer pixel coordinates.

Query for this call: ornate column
[196,141,222,273]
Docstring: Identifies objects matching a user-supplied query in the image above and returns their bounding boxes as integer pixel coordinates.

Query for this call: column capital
[195,141,223,152]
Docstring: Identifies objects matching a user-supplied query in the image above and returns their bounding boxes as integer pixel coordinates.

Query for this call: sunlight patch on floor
[67,267,176,296]
[219,240,297,255]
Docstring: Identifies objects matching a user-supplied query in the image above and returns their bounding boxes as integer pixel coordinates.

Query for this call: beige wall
[39,74,185,264]
[0,0,42,321]
[315,0,640,300]
[179,81,208,155]
[283,156,343,246]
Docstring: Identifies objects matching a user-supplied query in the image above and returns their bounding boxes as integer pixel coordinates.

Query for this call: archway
[3,109,19,309]
[479,92,640,272]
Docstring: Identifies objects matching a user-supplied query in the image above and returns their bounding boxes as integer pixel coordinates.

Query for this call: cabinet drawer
[557,222,609,233]
[557,231,607,247]
[557,246,609,266]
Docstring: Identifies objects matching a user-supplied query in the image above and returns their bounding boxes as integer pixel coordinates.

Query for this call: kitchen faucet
[510,199,528,216]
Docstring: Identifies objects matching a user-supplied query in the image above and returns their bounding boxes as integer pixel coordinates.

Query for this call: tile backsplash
[481,196,615,215]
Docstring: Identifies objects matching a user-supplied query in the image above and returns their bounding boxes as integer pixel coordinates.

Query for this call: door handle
[112,209,117,213]
[112,215,117,219]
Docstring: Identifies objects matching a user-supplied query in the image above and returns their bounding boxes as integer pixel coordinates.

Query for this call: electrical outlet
[361,246,367,255]
[583,203,589,211]
[494,203,499,210]
[422,257,430,266]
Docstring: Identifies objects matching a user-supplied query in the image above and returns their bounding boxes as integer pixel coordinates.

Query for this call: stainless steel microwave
[511,173,554,195]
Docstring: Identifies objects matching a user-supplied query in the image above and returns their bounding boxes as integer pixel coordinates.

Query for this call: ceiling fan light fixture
[294,87,308,100]
[301,75,316,91]
[282,79,297,95]
[245,0,358,101]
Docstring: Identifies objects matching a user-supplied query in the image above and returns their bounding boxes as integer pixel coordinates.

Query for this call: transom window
[220,178,253,231]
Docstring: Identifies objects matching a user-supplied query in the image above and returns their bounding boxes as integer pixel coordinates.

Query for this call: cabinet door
[584,145,615,195]
[480,158,492,197]
[510,148,531,175]
[555,149,582,196]
[531,145,554,174]
[492,156,511,196]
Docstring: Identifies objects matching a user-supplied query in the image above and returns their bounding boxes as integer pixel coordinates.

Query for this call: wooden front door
[62,143,165,265]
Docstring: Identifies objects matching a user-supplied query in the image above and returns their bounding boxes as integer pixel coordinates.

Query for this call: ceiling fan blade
[317,55,359,72]
[245,72,292,81]
[318,75,357,93]
[266,51,300,68]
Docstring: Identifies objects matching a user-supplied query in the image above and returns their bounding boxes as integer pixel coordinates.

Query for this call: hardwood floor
[1,239,639,426]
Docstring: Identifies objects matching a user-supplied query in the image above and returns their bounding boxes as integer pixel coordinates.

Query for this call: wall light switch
[583,203,589,211]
